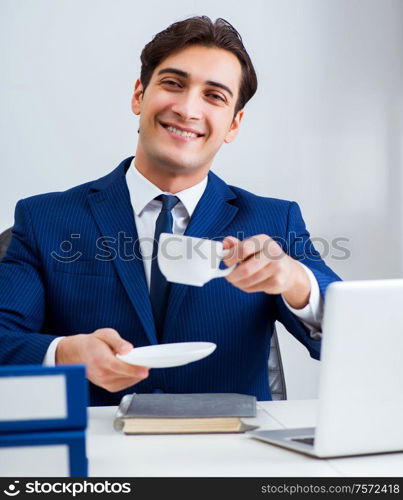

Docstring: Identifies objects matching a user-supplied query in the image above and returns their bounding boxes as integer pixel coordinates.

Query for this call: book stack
[114,393,258,434]
[0,365,88,477]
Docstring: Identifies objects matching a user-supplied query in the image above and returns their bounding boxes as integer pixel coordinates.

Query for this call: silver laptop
[249,279,403,458]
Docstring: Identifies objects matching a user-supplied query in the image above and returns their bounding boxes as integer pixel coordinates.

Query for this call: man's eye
[162,80,181,88]
[207,93,225,102]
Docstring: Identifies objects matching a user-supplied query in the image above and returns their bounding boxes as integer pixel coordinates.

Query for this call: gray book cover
[113,393,257,432]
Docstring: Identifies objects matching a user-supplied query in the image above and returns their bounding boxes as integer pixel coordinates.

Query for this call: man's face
[132,45,244,175]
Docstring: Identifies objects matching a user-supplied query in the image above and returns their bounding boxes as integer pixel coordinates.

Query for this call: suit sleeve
[274,201,342,360]
[0,199,58,364]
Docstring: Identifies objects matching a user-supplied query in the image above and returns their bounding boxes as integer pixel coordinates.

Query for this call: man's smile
[159,121,205,142]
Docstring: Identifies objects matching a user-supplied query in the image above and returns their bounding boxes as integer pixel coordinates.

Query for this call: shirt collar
[126,158,208,217]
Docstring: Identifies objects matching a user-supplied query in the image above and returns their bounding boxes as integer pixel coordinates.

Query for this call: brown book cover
[113,393,259,434]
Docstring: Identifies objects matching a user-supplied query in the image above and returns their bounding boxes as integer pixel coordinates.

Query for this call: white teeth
[166,125,198,138]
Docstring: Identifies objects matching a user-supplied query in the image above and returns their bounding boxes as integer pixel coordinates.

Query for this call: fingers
[86,341,149,392]
[93,328,133,354]
[88,336,148,379]
[222,234,293,295]
[108,355,149,380]
[222,236,239,250]
[228,257,275,289]
[238,274,282,293]
[223,234,281,268]
[222,236,239,266]
[56,328,149,393]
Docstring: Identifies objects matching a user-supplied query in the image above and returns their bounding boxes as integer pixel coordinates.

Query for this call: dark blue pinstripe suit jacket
[0,157,340,404]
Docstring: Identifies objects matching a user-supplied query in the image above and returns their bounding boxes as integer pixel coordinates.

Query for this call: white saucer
[116,342,216,368]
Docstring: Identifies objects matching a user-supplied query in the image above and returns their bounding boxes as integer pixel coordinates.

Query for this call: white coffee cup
[157,233,236,286]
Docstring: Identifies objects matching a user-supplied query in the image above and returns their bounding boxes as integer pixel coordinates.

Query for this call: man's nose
[170,91,203,121]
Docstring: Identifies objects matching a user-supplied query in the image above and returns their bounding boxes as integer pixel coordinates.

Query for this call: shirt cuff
[282,263,323,340]
[42,337,64,366]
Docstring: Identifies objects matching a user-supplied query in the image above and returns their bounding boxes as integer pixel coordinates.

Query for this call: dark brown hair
[140,16,257,115]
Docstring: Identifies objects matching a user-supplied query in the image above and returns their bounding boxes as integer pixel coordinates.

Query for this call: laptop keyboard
[291,437,315,446]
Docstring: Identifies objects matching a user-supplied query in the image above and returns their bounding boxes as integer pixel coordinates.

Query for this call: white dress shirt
[126,161,208,289]
[43,159,322,365]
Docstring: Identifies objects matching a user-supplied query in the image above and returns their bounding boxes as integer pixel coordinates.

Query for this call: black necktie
[150,194,180,341]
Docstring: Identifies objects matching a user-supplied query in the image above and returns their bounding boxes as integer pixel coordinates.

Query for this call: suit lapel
[164,172,239,333]
[87,158,157,345]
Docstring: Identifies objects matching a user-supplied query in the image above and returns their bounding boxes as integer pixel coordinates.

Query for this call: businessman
[0,16,340,405]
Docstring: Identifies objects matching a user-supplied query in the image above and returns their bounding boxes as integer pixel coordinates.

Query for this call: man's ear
[131,79,144,116]
[224,110,244,144]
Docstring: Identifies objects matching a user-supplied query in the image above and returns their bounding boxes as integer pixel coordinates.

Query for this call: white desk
[88,400,403,477]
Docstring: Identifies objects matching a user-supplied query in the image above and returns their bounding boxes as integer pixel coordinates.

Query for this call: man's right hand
[56,328,149,392]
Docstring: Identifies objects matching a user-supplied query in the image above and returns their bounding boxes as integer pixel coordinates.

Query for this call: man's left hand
[223,234,311,309]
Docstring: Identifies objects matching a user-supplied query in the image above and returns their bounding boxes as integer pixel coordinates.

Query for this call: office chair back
[0,228,12,261]
[0,226,287,399]
[269,327,287,400]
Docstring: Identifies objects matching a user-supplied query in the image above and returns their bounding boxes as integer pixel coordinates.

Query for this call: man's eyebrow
[158,67,188,79]
[205,80,233,98]
[157,68,234,98]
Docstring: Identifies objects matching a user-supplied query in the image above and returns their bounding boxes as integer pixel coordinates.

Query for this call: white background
[1,0,402,399]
